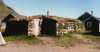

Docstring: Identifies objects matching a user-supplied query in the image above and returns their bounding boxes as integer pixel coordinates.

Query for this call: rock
[0,32,6,45]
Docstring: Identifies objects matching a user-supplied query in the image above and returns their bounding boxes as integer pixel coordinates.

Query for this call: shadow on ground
[82,31,100,36]
[1,32,28,37]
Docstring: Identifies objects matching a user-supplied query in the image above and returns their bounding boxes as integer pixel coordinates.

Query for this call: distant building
[78,11,100,32]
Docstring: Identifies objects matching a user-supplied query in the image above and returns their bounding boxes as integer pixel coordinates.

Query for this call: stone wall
[56,21,76,35]
[56,20,85,35]
[28,19,42,36]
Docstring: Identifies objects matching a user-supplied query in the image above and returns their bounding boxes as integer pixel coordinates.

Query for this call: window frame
[87,22,92,27]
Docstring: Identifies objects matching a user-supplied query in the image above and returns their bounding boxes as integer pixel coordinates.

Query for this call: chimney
[91,11,93,16]
[47,11,49,17]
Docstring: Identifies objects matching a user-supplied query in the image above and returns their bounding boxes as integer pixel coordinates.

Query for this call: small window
[68,22,75,30]
[87,22,92,27]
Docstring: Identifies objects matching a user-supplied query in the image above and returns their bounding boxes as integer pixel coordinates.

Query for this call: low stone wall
[56,20,85,35]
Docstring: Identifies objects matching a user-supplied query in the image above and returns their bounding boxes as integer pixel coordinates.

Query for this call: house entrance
[41,18,57,35]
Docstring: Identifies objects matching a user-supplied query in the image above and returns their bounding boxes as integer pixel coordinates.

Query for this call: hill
[0,0,19,19]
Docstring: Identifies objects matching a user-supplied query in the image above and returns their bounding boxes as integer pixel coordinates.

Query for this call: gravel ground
[0,44,100,52]
[0,40,100,52]
[0,35,100,52]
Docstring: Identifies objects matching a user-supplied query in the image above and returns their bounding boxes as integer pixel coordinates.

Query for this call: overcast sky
[3,0,100,18]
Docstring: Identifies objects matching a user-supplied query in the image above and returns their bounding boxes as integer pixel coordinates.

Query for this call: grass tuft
[4,35,42,45]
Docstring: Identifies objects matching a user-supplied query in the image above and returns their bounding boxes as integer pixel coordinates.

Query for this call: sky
[3,0,100,18]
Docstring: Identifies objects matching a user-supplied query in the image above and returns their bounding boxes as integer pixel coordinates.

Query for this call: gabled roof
[78,12,92,19]
[94,17,100,22]
[1,13,30,22]
[78,12,100,22]
[84,14,100,22]
[1,13,16,22]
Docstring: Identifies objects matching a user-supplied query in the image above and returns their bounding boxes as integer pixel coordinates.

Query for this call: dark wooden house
[1,14,29,36]
[78,12,100,32]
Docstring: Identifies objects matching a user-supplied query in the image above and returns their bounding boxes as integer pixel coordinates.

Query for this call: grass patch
[82,33,100,49]
[54,34,82,47]
[4,35,42,45]
[83,34,100,43]
[96,47,100,49]
[39,34,63,38]
[54,38,81,47]
[38,32,83,47]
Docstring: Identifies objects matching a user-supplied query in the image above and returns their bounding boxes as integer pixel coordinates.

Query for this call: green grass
[4,35,42,45]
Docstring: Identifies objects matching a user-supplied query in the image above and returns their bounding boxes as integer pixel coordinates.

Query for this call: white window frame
[87,22,92,27]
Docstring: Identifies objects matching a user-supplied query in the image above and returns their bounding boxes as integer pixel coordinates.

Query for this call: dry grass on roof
[13,17,34,21]
[10,16,43,21]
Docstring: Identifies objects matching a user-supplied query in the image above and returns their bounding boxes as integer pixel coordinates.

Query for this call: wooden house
[78,11,100,32]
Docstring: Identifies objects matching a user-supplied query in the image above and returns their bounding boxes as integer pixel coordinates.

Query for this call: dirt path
[0,43,100,52]
[37,37,54,45]
[0,35,100,52]
[73,34,93,44]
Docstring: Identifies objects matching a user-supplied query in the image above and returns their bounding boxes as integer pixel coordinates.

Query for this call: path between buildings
[0,34,100,52]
